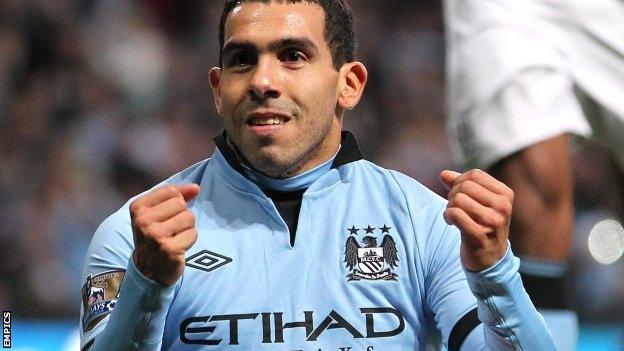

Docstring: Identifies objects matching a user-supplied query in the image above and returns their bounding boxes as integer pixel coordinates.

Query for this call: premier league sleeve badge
[81,270,125,332]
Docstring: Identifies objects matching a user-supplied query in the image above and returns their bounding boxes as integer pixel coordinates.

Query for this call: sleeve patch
[81,270,125,332]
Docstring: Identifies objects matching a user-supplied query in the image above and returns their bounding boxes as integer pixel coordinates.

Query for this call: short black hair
[218,0,356,70]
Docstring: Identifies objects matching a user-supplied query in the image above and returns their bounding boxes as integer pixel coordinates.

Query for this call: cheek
[219,79,246,113]
[299,76,339,115]
[314,87,339,118]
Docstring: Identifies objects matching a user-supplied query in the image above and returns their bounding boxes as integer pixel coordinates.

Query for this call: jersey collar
[211,130,364,195]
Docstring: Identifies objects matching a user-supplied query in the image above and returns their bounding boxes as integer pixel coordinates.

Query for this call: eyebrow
[222,37,319,58]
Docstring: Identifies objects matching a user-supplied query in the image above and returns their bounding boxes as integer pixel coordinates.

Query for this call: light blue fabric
[80,147,555,350]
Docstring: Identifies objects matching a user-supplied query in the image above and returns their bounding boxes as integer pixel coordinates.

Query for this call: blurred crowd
[0,0,621,322]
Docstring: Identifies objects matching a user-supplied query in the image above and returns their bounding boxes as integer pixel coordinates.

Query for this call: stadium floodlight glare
[588,219,624,265]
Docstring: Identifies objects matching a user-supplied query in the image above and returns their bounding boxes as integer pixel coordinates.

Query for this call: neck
[242,149,339,192]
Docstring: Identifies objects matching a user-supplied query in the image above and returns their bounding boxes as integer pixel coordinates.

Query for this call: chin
[248,152,295,177]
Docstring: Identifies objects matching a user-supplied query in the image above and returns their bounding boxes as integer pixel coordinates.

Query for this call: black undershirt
[264,189,306,247]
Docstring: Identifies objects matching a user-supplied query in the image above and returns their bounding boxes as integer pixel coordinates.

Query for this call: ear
[209,67,223,115]
[337,62,368,111]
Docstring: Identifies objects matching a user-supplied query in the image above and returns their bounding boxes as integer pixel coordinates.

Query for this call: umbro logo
[186,250,233,273]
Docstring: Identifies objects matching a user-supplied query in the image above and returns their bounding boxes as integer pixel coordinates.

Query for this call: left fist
[440,169,514,271]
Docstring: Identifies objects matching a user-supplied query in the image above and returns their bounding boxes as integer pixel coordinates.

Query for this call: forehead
[224,2,326,46]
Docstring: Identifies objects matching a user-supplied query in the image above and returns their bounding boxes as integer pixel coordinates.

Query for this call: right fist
[129,184,201,286]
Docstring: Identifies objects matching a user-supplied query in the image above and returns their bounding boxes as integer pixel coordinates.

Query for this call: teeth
[252,117,285,125]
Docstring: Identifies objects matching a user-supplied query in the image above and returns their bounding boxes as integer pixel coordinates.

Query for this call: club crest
[344,225,399,281]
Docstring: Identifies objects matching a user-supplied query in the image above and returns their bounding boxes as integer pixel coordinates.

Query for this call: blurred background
[0,0,621,349]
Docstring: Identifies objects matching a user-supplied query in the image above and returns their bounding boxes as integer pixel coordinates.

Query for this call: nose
[248,57,280,101]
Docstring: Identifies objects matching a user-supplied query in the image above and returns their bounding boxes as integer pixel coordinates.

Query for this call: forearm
[86,258,175,351]
[462,245,556,350]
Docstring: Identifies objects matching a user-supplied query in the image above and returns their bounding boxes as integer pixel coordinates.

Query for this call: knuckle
[162,185,179,198]
[162,184,176,193]
[443,208,453,220]
[148,224,167,239]
[467,169,481,180]
[159,240,173,254]
[492,214,506,227]
[129,201,143,216]
[185,211,196,225]
[189,229,199,245]
[454,192,469,205]
[475,211,489,225]
[500,200,513,217]
[175,197,187,209]
[133,215,150,230]
[445,207,460,221]
[457,181,470,193]
[485,211,504,227]
[461,180,478,196]
[507,188,515,201]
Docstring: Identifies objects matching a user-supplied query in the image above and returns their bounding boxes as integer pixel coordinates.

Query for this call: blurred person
[82,0,169,113]
[444,0,624,349]
[80,1,556,350]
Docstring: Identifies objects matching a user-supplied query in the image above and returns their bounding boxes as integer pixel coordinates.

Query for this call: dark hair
[218,0,356,70]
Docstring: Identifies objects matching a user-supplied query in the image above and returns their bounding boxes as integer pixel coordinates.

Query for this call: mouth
[246,111,291,127]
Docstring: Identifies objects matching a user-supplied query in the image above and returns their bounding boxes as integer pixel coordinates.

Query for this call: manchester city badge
[344,225,399,281]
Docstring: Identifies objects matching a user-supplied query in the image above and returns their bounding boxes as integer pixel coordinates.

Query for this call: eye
[227,51,256,68]
[281,49,307,63]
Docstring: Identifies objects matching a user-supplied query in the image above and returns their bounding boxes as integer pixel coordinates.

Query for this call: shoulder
[165,158,211,186]
[345,160,456,244]
[346,160,448,210]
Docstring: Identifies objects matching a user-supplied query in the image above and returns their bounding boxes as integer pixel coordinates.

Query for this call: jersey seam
[479,281,524,350]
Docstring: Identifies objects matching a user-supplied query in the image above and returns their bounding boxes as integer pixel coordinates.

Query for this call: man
[80,1,555,350]
[444,0,624,349]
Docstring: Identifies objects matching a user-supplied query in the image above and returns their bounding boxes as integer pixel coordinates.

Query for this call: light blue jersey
[80,133,555,350]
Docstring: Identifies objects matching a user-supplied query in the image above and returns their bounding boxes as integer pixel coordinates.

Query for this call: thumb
[179,183,201,202]
[439,170,461,190]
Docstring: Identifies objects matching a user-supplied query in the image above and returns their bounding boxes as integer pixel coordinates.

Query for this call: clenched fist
[440,169,514,272]
[129,184,201,286]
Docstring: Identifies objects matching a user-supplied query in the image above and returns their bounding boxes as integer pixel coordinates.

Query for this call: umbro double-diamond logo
[185,250,233,273]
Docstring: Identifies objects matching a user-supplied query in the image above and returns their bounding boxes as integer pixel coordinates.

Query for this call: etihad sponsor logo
[180,307,404,345]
